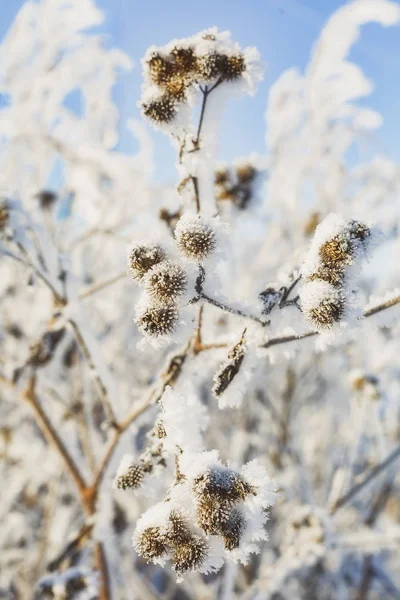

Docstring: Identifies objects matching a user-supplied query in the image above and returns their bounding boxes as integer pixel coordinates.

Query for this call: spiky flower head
[319,236,354,267]
[136,304,179,338]
[175,214,216,262]
[195,495,231,535]
[167,510,192,544]
[170,46,197,75]
[299,281,345,331]
[147,53,174,86]
[128,243,166,282]
[221,509,246,551]
[136,526,169,561]
[193,466,255,505]
[144,261,187,303]
[142,94,177,124]
[115,464,144,490]
[171,534,209,576]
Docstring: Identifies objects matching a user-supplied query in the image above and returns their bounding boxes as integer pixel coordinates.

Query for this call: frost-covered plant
[1,1,400,599]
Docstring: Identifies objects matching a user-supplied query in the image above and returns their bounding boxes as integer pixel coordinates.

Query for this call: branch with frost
[261,292,400,350]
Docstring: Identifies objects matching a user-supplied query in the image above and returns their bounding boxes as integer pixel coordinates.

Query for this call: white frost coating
[114,454,135,480]
[309,0,400,81]
[301,213,374,281]
[161,386,209,454]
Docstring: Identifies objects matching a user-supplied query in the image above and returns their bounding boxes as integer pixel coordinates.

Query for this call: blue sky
[1,0,400,182]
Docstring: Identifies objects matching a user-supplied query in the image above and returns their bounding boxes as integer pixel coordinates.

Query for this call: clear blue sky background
[1,0,400,182]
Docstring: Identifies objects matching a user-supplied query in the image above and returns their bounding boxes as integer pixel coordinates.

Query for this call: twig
[68,319,120,430]
[79,271,127,300]
[47,522,94,571]
[331,444,400,513]
[1,246,64,305]
[201,292,269,326]
[23,376,88,499]
[94,542,112,600]
[261,294,400,349]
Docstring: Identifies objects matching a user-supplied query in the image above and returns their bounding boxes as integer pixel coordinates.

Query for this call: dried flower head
[214,168,230,186]
[164,75,189,101]
[193,466,255,505]
[147,53,174,86]
[142,94,177,124]
[167,510,192,544]
[145,261,187,303]
[221,54,246,80]
[215,162,258,210]
[221,509,246,551]
[175,215,216,262]
[171,46,197,75]
[196,51,225,82]
[300,281,345,331]
[115,464,144,490]
[128,243,166,282]
[171,534,209,575]
[136,526,169,561]
[136,304,179,338]
[195,495,231,535]
[236,164,256,183]
[212,334,246,398]
[308,265,346,287]
[319,237,353,267]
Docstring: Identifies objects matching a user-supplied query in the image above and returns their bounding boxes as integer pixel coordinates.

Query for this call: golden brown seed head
[128,244,166,281]
[136,304,179,337]
[142,94,176,123]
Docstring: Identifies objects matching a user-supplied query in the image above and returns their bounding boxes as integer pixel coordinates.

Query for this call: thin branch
[23,376,88,497]
[201,292,269,326]
[68,319,119,430]
[47,522,94,571]
[331,444,400,513]
[92,341,191,493]
[191,175,201,213]
[94,542,112,600]
[79,271,127,300]
[261,294,400,349]
[1,246,64,305]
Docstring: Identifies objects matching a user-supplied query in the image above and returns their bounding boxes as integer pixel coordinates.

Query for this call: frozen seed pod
[171,535,209,576]
[128,243,166,282]
[175,214,216,262]
[136,304,179,338]
[145,261,187,304]
[299,280,346,331]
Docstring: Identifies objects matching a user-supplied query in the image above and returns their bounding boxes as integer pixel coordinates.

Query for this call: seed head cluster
[134,509,210,576]
[128,239,190,339]
[141,30,251,126]
[129,215,219,339]
[215,163,258,210]
[193,465,254,550]
[300,216,372,331]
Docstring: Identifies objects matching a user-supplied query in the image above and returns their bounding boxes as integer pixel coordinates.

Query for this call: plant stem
[201,292,269,326]
[261,294,400,349]
[331,443,400,513]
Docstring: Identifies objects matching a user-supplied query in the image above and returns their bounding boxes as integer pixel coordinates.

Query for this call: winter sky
[1,0,400,182]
